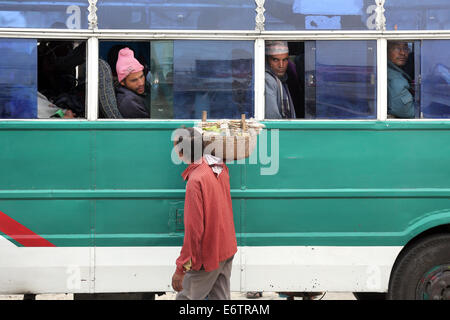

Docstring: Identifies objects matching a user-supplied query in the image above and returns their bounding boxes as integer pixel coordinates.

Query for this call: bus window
[275,40,377,120]
[99,40,254,119]
[387,40,450,119]
[386,0,450,30]
[37,40,87,119]
[421,40,450,118]
[0,0,88,29]
[0,39,87,120]
[96,0,255,30]
[265,0,377,31]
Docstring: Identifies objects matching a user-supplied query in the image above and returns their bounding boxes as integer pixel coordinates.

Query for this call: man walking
[171,127,237,300]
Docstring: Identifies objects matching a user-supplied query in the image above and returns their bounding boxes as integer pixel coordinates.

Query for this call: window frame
[0,3,449,122]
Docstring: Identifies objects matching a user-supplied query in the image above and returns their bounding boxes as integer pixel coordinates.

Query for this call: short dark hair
[173,127,203,163]
[387,41,409,51]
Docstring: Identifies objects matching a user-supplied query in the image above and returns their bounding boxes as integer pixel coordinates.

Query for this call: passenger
[115,47,150,118]
[171,127,237,300]
[265,41,296,119]
[38,92,75,118]
[38,41,86,117]
[387,41,415,118]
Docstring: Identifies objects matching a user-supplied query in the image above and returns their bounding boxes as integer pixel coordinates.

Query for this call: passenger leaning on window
[115,48,150,118]
[387,41,415,119]
[265,41,296,119]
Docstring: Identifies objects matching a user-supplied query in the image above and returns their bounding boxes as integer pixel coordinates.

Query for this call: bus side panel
[244,198,450,246]
[1,123,450,293]
[0,235,92,294]
[0,199,92,294]
[0,130,92,190]
[0,127,93,293]
[247,126,450,190]
[241,246,403,292]
[92,197,243,292]
[93,129,242,190]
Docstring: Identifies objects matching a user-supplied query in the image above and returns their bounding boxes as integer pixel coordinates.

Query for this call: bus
[0,0,449,300]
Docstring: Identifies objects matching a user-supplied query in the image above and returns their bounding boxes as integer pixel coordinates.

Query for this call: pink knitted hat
[116,48,144,83]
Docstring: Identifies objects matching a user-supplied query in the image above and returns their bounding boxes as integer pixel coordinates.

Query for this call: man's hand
[172,272,184,292]
[63,110,76,118]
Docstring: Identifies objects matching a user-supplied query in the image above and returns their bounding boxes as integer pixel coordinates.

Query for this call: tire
[353,292,386,300]
[388,234,450,300]
[74,292,155,300]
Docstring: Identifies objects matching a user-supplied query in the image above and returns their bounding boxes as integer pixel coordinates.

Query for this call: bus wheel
[74,292,156,300]
[352,292,386,300]
[388,234,450,300]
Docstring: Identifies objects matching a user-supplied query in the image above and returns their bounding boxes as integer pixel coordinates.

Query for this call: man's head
[173,127,203,164]
[265,41,289,78]
[388,41,410,67]
[116,47,145,95]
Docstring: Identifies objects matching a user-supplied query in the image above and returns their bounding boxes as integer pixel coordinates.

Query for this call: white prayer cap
[265,41,289,55]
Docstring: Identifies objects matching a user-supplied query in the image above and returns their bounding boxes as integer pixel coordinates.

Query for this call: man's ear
[120,80,126,87]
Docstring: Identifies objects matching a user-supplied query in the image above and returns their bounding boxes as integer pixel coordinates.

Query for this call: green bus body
[1,121,449,248]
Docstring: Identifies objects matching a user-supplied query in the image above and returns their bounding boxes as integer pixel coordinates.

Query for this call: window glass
[173,41,254,119]
[0,39,37,119]
[99,40,254,119]
[265,0,377,30]
[150,41,173,118]
[421,40,450,118]
[385,0,450,30]
[0,1,89,29]
[304,40,377,119]
[97,0,255,30]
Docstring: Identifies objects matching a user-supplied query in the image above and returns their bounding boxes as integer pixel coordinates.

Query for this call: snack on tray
[197,112,265,161]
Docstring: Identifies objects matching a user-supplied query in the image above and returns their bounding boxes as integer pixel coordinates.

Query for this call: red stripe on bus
[0,210,55,247]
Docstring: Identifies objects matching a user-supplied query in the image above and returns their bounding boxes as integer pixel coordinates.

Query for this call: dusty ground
[0,292,355,300]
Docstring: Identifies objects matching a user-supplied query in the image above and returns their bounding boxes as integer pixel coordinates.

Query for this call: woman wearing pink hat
[115,47,150,118]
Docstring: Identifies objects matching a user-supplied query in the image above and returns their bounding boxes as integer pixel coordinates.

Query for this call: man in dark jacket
[387,41,415,118]
[115,47,150,118]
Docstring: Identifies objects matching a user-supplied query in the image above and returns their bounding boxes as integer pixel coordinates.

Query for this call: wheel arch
[402,223,450,251]
[388,221,450,293]
[395,215,450,267]
[398,208,450,249]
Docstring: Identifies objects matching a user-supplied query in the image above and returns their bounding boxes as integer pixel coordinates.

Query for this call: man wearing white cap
[265,41,296,119]
[115,47,150,118]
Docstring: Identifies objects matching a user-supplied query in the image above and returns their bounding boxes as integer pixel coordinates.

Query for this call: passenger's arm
[265,75,282,119]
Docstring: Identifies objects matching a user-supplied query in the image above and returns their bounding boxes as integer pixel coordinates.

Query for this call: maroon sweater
[175,158,237,274]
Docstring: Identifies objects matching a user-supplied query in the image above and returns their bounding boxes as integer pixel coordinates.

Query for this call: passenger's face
[122,70,145,95]
[268,53,289,77]
[388,42,410,67]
